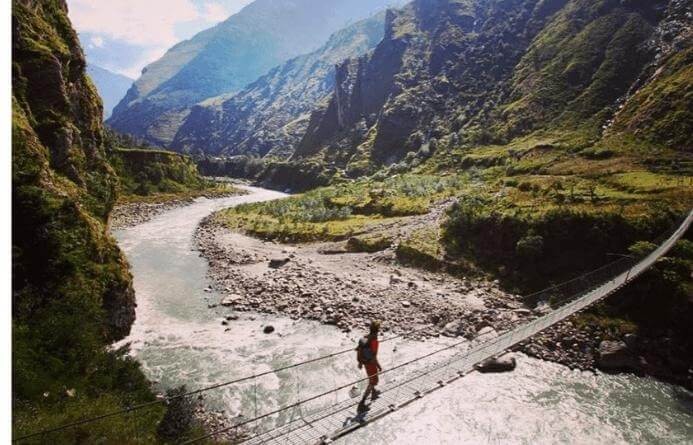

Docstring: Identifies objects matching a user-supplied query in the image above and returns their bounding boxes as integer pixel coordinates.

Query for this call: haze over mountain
[171,12,388,158]
[86,64,133,119]
[107,0,408,146]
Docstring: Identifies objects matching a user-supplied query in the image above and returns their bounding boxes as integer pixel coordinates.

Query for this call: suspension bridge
[15,210,692,444]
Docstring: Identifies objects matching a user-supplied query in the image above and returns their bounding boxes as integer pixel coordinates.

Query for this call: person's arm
[356,349,363,369]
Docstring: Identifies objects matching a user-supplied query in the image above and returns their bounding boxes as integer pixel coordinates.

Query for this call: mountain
[107,0,408,147]
[171,12,388,158]
[13,0,136,405]
[86,64,133,119]
[290,0,690,175]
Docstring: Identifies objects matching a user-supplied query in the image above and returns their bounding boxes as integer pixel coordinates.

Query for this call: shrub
[157,386,197,442]
[580,147,615,160]
[516,233,544,260]
[347,235,392,253]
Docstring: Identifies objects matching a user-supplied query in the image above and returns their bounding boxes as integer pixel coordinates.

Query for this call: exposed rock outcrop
[291,0,675,173]
[108,0,408,146]
[13,0,135,371]
[171,12,388,158]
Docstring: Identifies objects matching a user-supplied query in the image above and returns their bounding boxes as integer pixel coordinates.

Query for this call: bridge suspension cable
[183,209,693,444]
[14,210,692,443]
[13,326,430,442]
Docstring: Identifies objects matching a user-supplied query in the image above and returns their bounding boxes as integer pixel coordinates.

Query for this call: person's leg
[360,383,373,404]
[370,372,380,400]
[371,384,381,400]
[358,382,372,412]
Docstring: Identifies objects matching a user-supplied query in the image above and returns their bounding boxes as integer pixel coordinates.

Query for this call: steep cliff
[171,12,387,158]
[294,0,682,174]
[607,0,692,151]
[107,0,407,147]
[13,0,136,402]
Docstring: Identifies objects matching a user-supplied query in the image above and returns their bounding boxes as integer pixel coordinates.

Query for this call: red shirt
[368,337,379,357]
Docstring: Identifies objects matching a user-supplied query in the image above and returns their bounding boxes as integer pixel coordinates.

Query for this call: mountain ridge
[171,11,388,158]
[291,0,684,174]
[107,0,408,146]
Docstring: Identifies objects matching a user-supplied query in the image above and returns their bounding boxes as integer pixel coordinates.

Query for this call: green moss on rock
[12,1,158,439]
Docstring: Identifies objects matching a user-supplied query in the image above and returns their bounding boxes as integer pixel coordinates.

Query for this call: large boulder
[597,340,638,371]
[476,354,517,373]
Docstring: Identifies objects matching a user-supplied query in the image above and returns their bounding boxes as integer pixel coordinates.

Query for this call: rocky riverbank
[111,189,245,229]
[193,215,608,371]
[194,208,692,389]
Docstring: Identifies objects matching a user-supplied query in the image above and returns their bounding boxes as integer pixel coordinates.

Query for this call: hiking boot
[371,389,381,401]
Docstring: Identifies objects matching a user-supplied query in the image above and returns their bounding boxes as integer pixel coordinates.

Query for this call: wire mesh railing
[15,210,692,445]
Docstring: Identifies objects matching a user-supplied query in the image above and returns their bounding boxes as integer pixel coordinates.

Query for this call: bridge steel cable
[184,209,693,445]
[14,210,692,443]
[13,326,431,443]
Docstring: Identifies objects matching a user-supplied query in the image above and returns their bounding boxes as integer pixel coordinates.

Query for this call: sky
[67,0,255,79]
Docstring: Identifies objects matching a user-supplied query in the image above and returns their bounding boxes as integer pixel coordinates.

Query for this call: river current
[113,187,693,444]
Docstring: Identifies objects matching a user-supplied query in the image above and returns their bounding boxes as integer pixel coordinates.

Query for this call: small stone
[221,294,242,306]
[263,325,275,334]
[269,258,290,269]
[443,320,463,337]
[476,326,498,341]
[513,308,532,316]
[401,300,411,308]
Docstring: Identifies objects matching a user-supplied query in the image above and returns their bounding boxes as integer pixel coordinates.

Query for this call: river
[113,187,693,444]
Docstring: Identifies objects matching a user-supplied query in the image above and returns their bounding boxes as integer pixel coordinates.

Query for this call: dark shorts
[365,363,379,386]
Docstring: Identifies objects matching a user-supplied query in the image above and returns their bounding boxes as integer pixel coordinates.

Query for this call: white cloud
[68,0,199,47]
[89,35,104,48]
[68,1,251,79]
[118,47,169,79]
[200,2,230,23]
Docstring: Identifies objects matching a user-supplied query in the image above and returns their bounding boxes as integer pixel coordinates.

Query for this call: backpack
[356,336,374,364]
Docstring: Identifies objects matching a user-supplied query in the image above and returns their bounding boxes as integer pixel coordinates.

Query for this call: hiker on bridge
[356,320,383,413]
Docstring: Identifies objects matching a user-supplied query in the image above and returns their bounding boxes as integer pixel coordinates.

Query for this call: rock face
[12,0,136,393]
[290,0,673,173]
[171,12,388,158]
[108,0,408,147]
[597,340,638,371]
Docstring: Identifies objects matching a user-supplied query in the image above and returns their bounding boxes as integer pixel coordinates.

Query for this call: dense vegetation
[215,174,460,241]
[11,2,211,441]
